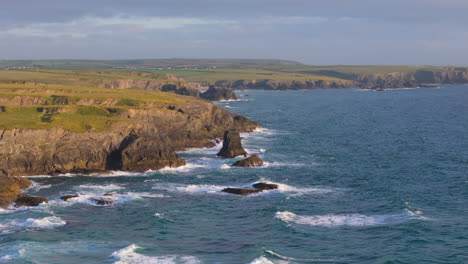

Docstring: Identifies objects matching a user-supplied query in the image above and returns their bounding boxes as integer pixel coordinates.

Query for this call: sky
[1,0,467,65]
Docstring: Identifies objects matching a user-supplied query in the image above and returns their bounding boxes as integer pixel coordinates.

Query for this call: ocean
[1,85,467,263]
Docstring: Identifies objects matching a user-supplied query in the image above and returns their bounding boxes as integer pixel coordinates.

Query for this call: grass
[135,68,345,83]
[0,71,197,132]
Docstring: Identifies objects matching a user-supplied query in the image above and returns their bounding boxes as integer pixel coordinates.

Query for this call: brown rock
[14,194,48,207]
[221,188,263,195]
[0,176,31,208]
[91,198,114,205]
[61,194,79,201]
[252,182,278,190]
[232,155,264,167]
[217,130,247,158]
[200,86,238,101]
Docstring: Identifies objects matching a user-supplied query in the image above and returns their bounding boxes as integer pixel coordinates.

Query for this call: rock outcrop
[61,194,79,201]
[200,86,238,101]
[0,101,257,177]
[252,182,278,190]
[14,194,48,207]
[0,176,31,208]
[221,188,263,195]
[232,155,264,167]
[91,198,114,205]
[217,130,248,158]
[221,182,279,195]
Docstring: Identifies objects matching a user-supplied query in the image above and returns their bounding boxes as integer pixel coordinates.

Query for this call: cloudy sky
[1,0,467,65]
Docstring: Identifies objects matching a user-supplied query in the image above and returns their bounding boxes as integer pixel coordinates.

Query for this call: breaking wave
[152,180,333,196]
[275,209,427,227]
[110,244,201,264]
[248,248,334,264]
[0,216,66,235]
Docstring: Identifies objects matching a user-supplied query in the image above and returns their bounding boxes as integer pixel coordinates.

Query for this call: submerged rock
[60,194,80,201]
[252,182,278,190]
[217,130,247,158]
[221,188,263,195]
[200,86,237,101]
[91,198,114,205]
[14,194,48,207]
[232,155,264,167]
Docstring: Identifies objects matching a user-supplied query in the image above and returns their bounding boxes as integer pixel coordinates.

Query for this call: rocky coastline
[209,69,468,90]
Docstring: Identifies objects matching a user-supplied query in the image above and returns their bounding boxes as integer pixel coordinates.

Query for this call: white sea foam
[158,163,206,173]
[220,164,231,170]
[0,206,29,215]
[76,183,124,192]
[275,210,426,227]
[60,193,137,207]
[111,244,201,264]
[153,180,332,196]
[0,216,66,235]
[248,256,280,264]
[26,182,52,192]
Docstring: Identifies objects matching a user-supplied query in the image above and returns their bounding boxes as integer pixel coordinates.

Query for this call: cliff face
[0,100,258,177]
[208,70,468,90]
[356,70,468,89]
[214,79,353,90]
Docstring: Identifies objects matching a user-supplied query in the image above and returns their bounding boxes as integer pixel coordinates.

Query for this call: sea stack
[217,130,247,158]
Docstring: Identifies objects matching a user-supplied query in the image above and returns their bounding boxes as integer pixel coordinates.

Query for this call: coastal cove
[1,85,468,263]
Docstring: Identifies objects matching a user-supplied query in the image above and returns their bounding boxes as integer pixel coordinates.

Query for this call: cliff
[206,69,468,90]
[356,69,468,89]
[0,100,257,177]
[214,79,353,90]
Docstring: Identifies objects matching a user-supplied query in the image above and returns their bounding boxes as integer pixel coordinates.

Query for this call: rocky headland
[0,70,259,208]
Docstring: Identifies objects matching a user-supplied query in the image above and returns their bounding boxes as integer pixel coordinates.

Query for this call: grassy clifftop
[0,70,196,132]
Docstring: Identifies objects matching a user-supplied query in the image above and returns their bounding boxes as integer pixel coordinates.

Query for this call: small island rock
[221,188,263,195]
[232,155,264,167]
[217,130,247,158]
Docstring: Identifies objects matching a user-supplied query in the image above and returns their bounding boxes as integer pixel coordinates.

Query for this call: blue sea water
[1,85,467,263]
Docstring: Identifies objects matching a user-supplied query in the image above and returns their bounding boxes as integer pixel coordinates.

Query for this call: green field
[1,59,465,85]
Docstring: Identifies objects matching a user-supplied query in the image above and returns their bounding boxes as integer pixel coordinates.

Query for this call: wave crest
[275,210,426,227]
[111,244,201,264]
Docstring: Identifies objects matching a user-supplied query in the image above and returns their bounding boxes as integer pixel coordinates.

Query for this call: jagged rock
[221,188,263,195]
[252,182,278,190]
[91,198,114,205]
[232,155,264,167]
[14,194,48,207]
[217,130,247,158]
[61,194,79,201]
[201,86,237,101]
